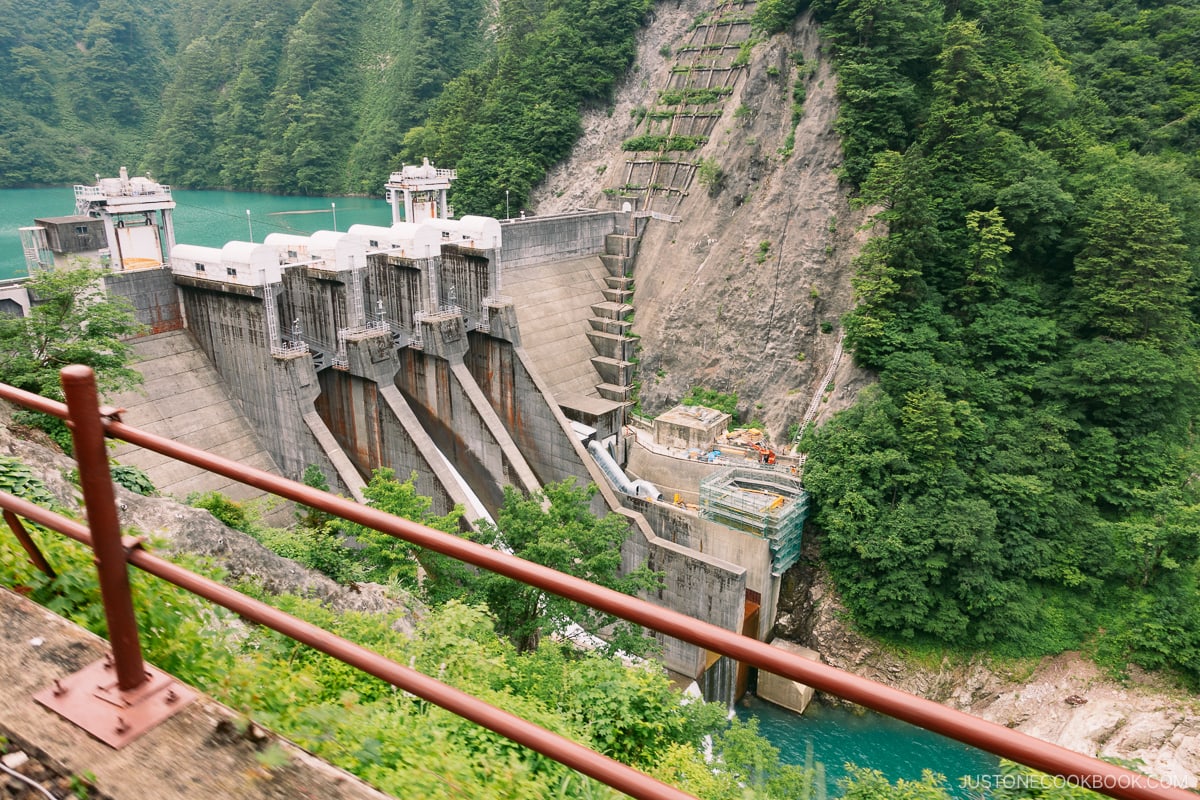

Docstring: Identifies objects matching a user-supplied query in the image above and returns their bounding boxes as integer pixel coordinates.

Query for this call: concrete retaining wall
[104,267,184,335]
[626,442,733,505]
[178,283,332,485]
[499,212,625,271]
[622,494,777,641]
[620,516,747,680]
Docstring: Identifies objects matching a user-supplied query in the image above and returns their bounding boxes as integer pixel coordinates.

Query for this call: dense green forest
[791,0,1200,685]
[0,0,646,214]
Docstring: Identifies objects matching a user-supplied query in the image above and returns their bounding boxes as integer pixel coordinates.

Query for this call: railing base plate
[33,657,197,748]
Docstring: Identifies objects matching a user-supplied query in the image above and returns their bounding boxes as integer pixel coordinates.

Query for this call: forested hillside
[0,0,176,184]
[0,0,647,206]
[790,0,1200,685]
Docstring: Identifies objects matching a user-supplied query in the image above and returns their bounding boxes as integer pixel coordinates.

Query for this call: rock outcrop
[774,558,1200,789]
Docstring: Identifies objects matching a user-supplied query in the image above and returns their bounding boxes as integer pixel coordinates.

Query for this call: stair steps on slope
[600,254,629,276]
[602,287,633,304]
[590,301,633,320]
[589,317,632,335]
[591,356,635,387]
[605,234,639,258]
[596,383,633,403]
[586,330,636,361]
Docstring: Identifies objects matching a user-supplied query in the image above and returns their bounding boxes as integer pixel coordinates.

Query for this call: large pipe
[585,441,662,501]
[629,479,663,501]
[587,439,635,495]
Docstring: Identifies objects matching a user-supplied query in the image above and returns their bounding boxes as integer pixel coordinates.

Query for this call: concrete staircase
[107,330,289,522]
[592,233,640,403]
[505,255,613,398]
[590,276,635,402]
[504,233,642,406]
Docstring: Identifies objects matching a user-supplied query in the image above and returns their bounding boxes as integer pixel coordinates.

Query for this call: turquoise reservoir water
[738,695,999,798]
[0,187,394,280]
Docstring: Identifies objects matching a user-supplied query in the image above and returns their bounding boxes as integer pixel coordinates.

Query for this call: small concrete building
[654,404,731,451]
[23,216,108,267]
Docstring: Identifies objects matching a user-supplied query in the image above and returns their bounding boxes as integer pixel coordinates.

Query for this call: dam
[11,168,810,702]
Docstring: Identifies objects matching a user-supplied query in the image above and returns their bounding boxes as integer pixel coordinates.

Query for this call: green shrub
[0,457,59,509]
[111,464,157,496]
[622,134,707,152]
[188,491,255,534]
[681,387,738,418]
[696,158,723,190]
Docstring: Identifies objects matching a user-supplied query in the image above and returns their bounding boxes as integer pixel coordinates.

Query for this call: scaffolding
[698,467,809,576]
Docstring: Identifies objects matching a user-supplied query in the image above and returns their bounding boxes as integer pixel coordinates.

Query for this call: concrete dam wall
[107,211,751,695]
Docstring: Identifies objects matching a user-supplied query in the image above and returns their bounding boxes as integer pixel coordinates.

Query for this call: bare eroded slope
[530,5,873,442]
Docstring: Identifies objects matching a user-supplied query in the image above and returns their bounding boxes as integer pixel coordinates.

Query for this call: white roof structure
[74,167,174,215]
[264,233,315,265]
[385,158,456,190]
[264,230,367,271]
[170,241,282,286]
[422,216,502,250]
[347,222,443,259]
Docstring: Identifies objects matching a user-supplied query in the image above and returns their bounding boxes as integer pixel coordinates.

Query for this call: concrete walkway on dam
[107,330,288,522]
[504,254,611,399]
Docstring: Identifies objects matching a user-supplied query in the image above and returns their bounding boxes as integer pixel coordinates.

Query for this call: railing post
[3,510,56,578]
[60,365,146,692]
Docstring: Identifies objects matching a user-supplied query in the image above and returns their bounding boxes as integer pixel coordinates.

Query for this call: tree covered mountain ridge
[0,0,649,216]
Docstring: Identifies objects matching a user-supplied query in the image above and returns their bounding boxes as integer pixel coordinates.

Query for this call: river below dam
[737,695,999,797]
[0,187,394,280]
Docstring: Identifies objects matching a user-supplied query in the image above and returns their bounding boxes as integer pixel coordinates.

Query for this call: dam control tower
[20,168,177,274]
[385,158,456,224]
[72,167,177,271]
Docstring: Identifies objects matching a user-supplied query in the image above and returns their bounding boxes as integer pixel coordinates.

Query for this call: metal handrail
[0,369,1191,800]
[0,491,692,800]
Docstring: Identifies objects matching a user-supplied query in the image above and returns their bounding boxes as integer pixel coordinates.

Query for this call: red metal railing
[0,366,1192,800]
